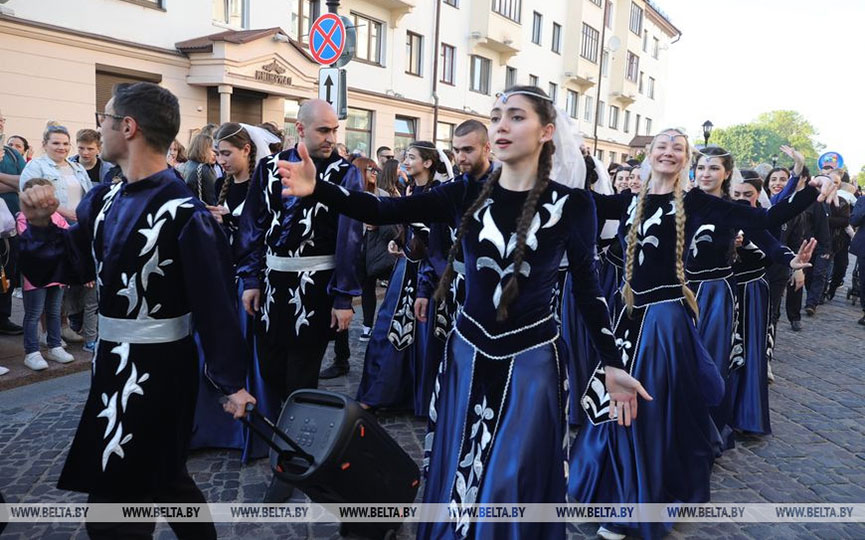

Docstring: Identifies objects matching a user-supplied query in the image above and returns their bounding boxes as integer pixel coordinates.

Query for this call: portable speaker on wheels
[241,389,421,539]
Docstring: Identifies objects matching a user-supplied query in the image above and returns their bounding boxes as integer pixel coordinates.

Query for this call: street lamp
[771,154,778,167]
[702,120,714,147]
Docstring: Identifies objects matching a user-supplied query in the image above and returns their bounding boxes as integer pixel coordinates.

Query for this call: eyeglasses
[381,155,395,160]
[366,166,380,175]
[95,111,125,128]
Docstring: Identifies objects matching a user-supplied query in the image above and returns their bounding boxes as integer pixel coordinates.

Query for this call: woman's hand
[278,142,317,197]
[789,238,817,270]
[790,268,805,290]
[387,240,404,257]
[809,175,839,204]
[779,145,805,175]
[206,205,229,224]
[604,366,652,427]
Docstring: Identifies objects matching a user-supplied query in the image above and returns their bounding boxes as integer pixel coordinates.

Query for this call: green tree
[856,165,865,189]
[708,124,785,167]
[754,110,824,162]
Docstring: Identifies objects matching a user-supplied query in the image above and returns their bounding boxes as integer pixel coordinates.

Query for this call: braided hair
[406,141,448,187]
[433,85,556,321]
[622,128,699,317]
[214,122,257,206]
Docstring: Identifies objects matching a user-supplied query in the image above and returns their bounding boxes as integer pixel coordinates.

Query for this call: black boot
[319,361,349,379]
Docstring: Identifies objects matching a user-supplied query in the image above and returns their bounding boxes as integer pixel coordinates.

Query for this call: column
[218,85,233,124]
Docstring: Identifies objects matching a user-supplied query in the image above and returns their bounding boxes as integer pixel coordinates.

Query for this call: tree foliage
[705,110,823,169]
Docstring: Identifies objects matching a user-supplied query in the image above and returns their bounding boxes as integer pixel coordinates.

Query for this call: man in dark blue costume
[19,82,254,539]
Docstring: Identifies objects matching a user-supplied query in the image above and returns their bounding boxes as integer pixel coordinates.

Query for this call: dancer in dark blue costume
[356,141,447,413]
[190,123,279,461]
[416,120,493,419]
[570,128,835,540]
[277,86,651,540]
[726,174,815,441]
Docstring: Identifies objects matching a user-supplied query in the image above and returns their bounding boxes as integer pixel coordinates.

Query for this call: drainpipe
[592,0,609,154]
[431,0,442,143]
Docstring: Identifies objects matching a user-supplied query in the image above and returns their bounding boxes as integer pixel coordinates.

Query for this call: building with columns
[0,0,679,163]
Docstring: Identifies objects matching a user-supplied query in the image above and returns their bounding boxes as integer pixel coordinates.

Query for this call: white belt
[266,254,336,272]
[98,313,192,344]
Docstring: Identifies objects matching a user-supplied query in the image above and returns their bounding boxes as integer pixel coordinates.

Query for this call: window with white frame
[353,12,384,65]
[470,55,491,94]
[406,32,423,76]
[609,105,619,129]
[552,22,562,53]
[532,12,543,45]
[566,90,578,119]
[213,0,247,27]
[441,44,455,84]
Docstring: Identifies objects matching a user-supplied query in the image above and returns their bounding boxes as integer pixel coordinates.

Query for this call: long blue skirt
[569,301,722,540]
[357,257,427,412]
[728,278,771,435]
[419,331,568,539]
[561,275,599,428]
[189,281,278,462]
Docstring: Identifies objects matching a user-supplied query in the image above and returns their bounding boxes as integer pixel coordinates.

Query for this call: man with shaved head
[237,100,363,500]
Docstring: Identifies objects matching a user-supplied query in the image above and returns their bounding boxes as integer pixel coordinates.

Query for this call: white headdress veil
[435,146,455,182]
[238,123,281,163]
[551,110,587,189]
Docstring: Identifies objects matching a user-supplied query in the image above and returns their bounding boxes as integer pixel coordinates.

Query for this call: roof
[176,27,283,53]
[628,135,654,148]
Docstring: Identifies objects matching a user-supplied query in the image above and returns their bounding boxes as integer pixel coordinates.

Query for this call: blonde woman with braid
[190,122,279,461]
[569,129,835,540]
[278,86,648,540]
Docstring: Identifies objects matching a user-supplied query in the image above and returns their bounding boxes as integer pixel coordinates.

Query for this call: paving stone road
[2,268,865,539]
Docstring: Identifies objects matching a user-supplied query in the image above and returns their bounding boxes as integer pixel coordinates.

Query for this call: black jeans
[829,247,850,294]
[766,264,790,329]
[85,467,215,540]
[361,276,378,328]
[805,252,831,309]
[787,280,803,322]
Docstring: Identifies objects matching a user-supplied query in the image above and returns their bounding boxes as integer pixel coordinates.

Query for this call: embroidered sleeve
[18,184,107,286]
[566,190,624,369]
[329,164,364,309]
[236,157,272,291]
[690,184,818,231]
[746,227,795,267]
[179,210,247,395]
[590,191,634,221]
[311,176,467,226]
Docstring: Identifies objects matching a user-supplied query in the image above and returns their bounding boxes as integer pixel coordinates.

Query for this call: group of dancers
[16,81,839,540]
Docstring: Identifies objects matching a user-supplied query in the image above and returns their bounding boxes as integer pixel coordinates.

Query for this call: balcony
[365,0,416,28]
[469,1,522,65]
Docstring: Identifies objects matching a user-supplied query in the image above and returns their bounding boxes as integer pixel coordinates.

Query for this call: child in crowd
[17,178,74,370]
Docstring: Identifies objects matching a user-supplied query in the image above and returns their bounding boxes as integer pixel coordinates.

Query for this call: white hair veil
[238,123,281,163]
[551,110,587,189]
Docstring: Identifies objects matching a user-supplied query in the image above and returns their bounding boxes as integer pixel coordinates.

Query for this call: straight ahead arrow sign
[324,75,334,104]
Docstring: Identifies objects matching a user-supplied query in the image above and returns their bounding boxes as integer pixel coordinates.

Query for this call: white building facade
[0,0,679,163]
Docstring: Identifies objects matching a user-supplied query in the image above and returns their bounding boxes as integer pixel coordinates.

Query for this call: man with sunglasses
[19,82,254,538]
[376,145,394,169]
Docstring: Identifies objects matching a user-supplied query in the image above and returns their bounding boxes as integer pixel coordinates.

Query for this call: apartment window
[626,51,639,82]
[566,90,578,119]
[601,50,610,77]
[436,122,455,150]
[580,23,600,63]
[294,0,314,44]
[406,32,423,76]
[492,0,522,23]
[548,82,558,104]
[213,0,247,28]
[353,12,383,65]
[638,71,644,93]
[394,116,417,152]
[645,117,653,135]
[532,12,543,45]
[552,22,562,53]
[596,149,605,161]
[609,105,619,129]
[506,66,517,88]
[653,37,660,59]
[605,1,614,28]
[598,100,605,125]
[629,2,643,35]
[589,0,602,6]
[623,110,631,133]
[642,30,648,52]
[470,55,491,94]
[444,0,458,6]
[584,95,594,123]
[648,76,656,99]
[635,113,641,134]
[440,44,455,84]
[610,152,617,164]
[345,108,373,155]
[529,74,539,87]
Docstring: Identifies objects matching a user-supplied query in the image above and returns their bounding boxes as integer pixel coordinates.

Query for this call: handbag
[363,225,399,280]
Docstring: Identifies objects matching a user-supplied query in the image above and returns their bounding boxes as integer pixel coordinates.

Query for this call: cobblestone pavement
[2,269,865,539]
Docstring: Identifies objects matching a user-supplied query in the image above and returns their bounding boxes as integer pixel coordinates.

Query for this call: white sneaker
[24,352,49,371]
[597,526,626,540]
[12,288,22,299]
[61,327,84,343]
[767,362,775,384]
[40,332,67,348]
[0,365,9,376]
[44,346,75,364]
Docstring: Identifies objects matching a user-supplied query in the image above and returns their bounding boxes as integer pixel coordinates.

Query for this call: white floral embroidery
[690,224,716,258]
[101,422,133,471]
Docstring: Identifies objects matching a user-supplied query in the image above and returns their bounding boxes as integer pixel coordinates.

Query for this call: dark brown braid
[495,140,553,321]
[214,122,257,206]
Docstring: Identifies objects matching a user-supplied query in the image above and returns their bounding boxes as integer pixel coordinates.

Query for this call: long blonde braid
[621,178,650,314]
[674,179,699,317]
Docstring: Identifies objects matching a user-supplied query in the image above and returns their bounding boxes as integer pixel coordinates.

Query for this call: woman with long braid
[355,141,444,415]
[277,86,647,539]
[190,123,279,461]
[569,129,833,540]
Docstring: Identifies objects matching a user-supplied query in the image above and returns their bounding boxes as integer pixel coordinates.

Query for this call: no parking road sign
[310,13,346,66]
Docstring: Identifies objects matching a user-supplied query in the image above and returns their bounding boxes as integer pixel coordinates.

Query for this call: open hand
[790,238,816,270]
[278,142,317,198]
[809,175,838,204]
[605,366,653,427]
[779,145,805,174]
[790,268,805,290]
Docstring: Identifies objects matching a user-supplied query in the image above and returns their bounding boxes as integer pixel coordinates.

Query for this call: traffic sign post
[319,68,347,120]
[309,13,346,66]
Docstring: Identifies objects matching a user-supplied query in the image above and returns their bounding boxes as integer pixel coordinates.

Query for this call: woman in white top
[19,123,92,223]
